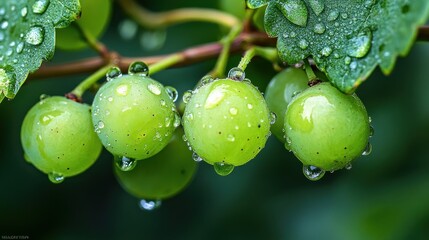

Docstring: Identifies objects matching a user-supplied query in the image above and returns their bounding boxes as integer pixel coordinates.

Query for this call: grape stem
[237,47,279,71]
[304,59,318,82]
[70,65,114,98]
[118,0,240,29]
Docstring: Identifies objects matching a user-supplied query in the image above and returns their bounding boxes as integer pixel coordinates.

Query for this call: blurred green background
[1,0,429,239]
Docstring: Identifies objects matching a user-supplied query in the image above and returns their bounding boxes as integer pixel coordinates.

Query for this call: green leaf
[0,0,81,102]
[247,0,429,93]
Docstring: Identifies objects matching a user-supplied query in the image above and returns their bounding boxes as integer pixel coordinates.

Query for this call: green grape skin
[91,74,178,160]
[182,78,271,167]
[284,82,370,171]
[265,68,309,143]
[20,96,102,180]
[218,0,246,19]
[56,0,112,50]
[114,128,197,200]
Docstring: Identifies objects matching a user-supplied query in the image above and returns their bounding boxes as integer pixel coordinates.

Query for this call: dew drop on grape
[200,75,214,86]
[182,90,193,104]
[147,83,162,95]
[139,199,161,211]
[228,67,245,81]
[302,165,325,181]
[115,156,137,171]
[284,137,292,151]
[48,172,64,184]
[345,163,352,170]
[269,112,277,125]
[362,142,372,156]
[165,86,178,102]
[173,112,181,128]
[39,94,49,100]
[192,152,203,162]
[214,162,234,176]
[106,67,122,81]
[128,61,149,76]
[369,125,374,137]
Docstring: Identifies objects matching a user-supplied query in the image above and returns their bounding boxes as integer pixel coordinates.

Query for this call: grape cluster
[20,62,373,195]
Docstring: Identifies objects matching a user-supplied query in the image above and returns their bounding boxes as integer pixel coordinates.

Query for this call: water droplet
[228,67,245,81]
[39,94,49,100]
[116,84,129,96]
[345,163,352,170]
[247,103,253,110]
[284,137,292,151]
[362,142,372,156]
[227,134,235,142]
[303,165,325,181]
[48,172,64,184]
[214,162,234,176]
[148,83,161,95]
[229,107,238,115]
[290,31,297,38]
[192,152,203,162]
[115,156,137,171]
[139,199,161,211]
[277,0,308,27]
[341,13,348,19]
[32,0,50,14]
[344,56,351,65]
[106,67,122,81]
[25,26,44,45]
[347,28,372,58]
[204,86,226,109]
[200,75,214,86]
[321,46,332,57]
[308,0,325,16]
[182,90,193,104]
[369,125,374,137]
[0,8,5,16]
[173,112,181,128]
[327,10,339,21]
[298,39,309,49]
[128,61,149,76]
[314,23,326,34]
[21,7,28,17]
[16,42,24,53]
[165,86,178,102]
[1,21,8,29]
[269,112,277,125]
[97,120,105,129]
[350,61,357,70]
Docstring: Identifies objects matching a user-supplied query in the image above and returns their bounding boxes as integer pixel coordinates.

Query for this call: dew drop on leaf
[346,28,372,58]
[32,0,50,14]
[313,23,326,34]
[298,39,309,49]
[276,0,308,27]
[308,0,325,16]
[139,199,161,211]
[214,162,234,176]
[303,165,325,181]
[321,46,332,57]
[128,61,149,76]
[21,7,28,17]
[327,10,339,21]
[25,26,44,46]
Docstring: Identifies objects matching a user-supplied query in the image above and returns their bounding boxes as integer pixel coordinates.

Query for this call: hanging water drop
[173,112,181,128]
[32,0,50,14]
[48,172,64,184]
[346,28,372,58]
[308,0,325,16]
[165,86,178,102]
[345,163,352,170]
[228,67,245,81]
[277,0,308,27]
[182,90,193,104]
[192,152,203,162]
[115,156,137,171]
[148,83,161,95]
[128,61,149,76]
[106,67,122,81]
[1,21,9,29]
[214,162,234,176]
[362,142,372,156]
[139,199,161,211]
[313,23,326,34]
[25,26,44,45]
[369,125,374,137]
[303,165,325,181]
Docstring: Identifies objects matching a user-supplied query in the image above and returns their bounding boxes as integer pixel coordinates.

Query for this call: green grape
[182,70,272,175]
[91,65,179,163]
[114,128,197,202]
[56,0,112,50]
[265,68,309,143]
[20,96,102,183]
[284,82,370,177]
[218,0,246,19]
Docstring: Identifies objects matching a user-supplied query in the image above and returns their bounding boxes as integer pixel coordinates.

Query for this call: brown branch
[417,26,429,41]
[29,32,275,80]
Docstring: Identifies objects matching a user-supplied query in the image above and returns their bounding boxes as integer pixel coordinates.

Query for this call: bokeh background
[1,0,429,239]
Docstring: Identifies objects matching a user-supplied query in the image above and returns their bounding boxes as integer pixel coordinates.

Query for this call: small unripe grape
[265,68,309,142]
[114,128,197,201]
[284,82,370,173]
[182,76,271,174]
[21,96,102,183]
[92,71,179,161]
